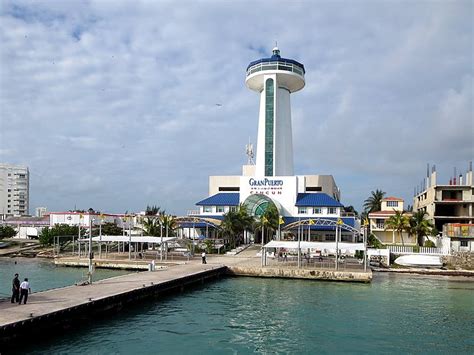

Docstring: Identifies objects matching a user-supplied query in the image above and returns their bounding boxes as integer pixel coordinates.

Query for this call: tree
[221,204,255,248]
[160,214,177,238]
[363,189,386,213]
[343,205,359,217]
[143,217,161,237]
[408,211,434,246]
[251,204,279,244]
[385,210,410,245]
[39,224,84,246]
[0,226,16,239]
[145,205,161,216]
[92,222,122,236]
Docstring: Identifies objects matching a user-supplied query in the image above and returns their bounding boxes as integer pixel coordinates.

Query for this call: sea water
[14,269,474,354]
[0,257,130,297]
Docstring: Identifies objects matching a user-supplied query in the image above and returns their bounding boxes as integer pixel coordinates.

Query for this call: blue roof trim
[247,56,305,73]
[295,193,344,207]
[196,193,240,206]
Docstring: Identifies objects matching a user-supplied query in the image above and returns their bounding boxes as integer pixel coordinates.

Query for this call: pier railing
[388,245,448,255]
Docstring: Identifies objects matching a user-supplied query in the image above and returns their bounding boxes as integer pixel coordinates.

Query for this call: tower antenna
[245,138,255,165]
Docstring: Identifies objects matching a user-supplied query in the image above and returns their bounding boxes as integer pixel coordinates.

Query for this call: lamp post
[160,216,164,262]
[363,219,368,272]
[99,214,103,259]
[88,217,93,284]
[335,218,343,270]
[128,215,132,260]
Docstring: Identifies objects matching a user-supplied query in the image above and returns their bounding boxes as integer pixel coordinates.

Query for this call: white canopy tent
[261,239,367,270]
[76,235,178,261]
[79,235,177,244]
[263,240,365,251]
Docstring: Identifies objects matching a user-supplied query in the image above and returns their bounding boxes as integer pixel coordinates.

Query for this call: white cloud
[0,0,472,214]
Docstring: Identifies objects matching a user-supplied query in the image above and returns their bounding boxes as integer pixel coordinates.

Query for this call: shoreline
[372,267,474,277]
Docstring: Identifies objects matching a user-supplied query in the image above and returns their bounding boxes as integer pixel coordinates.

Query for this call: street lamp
[88,217,94,284]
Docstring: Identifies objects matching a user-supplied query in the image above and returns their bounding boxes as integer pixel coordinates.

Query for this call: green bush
[0,225,16,239]
[368,233,383,249]
[39,224,83,246]
[424,240,436,248]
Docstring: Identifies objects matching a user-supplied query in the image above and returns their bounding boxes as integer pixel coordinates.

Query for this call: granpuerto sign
[248,178,284,195]
[248,178,284,186]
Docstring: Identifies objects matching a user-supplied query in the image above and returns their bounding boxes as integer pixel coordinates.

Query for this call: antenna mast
[245,139,255,165]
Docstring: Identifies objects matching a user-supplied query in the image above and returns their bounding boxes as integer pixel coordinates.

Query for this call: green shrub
[424,240,436,248]
[0,226,16,239]
[368,233,383,249]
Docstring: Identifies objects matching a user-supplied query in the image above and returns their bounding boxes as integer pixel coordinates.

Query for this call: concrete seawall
[0,265,226,349]
[227,265,372,283]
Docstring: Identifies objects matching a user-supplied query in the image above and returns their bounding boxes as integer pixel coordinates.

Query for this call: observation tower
[246,46,305,177]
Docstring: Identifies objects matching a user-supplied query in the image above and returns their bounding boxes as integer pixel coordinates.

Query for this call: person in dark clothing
[11,273,20,303]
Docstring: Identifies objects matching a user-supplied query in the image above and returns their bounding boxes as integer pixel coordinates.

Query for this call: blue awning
[295,193,343,207]
[196,193,240,206]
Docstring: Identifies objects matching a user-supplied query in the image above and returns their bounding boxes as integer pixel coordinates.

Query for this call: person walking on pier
[18,278,31,305]
[201,251,207,264]
[11,273,20,303]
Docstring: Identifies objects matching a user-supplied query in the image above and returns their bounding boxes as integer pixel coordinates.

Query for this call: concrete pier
[0,263,226,348]
[227,265,372,282]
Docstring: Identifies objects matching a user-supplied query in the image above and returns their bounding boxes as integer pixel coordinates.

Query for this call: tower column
[246,47,305,177]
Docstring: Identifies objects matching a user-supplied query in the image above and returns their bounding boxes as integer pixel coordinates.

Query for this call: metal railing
[246,61,304,77]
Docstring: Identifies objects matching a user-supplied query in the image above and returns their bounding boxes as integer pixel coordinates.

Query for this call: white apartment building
[0,163,29,216]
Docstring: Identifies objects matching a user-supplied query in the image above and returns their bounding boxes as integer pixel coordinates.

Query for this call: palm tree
[408,210,434,246]
[160,214,177,238]
[143,217,160,236]
[363,189,386,213]
[221,204,255,248]
[385,210,410,245]
[252,204,279,244]
[145,205,161,216]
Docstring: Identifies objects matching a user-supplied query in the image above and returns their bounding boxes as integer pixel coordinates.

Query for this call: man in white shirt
[201,251,207,264]
[18,278,31,305]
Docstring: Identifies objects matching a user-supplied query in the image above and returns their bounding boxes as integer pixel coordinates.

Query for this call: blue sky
[0,0,472,215]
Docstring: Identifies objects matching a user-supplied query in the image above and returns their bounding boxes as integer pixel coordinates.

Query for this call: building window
[460,240,468,247]
[325,234,335,241]
[229,206,237,212]
[216,206,225,213]
[312,207,321,214]
[387,201,399,207]
[298,207,307,214]
[264,78,274,176]
[203,206,212,213]
[327,207,337,214]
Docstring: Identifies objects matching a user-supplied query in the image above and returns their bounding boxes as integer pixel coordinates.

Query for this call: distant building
[413,163,473,233]
[368,197,415,245]
[49,212,124,229]
[3,215,50,239]
[0,163,29,217]
[443,223,474,252]
[35,207,47,217]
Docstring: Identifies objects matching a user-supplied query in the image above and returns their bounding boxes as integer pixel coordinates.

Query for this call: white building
[0,163,29,217]
[368,197,415,245]
[49,212,125,229]
[191,47,358,242]
[35,207,47,217]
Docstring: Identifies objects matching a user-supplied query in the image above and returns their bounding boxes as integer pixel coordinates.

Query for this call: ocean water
[0,257,130,297]
[14,269,474,354]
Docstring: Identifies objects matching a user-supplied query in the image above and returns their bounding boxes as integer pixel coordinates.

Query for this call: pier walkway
[0,262,226,347]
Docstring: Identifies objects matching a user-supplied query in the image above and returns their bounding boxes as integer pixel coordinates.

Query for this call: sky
[0,0,472,215]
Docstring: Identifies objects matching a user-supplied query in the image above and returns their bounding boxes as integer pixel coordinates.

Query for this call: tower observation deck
[246,47,305,177]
